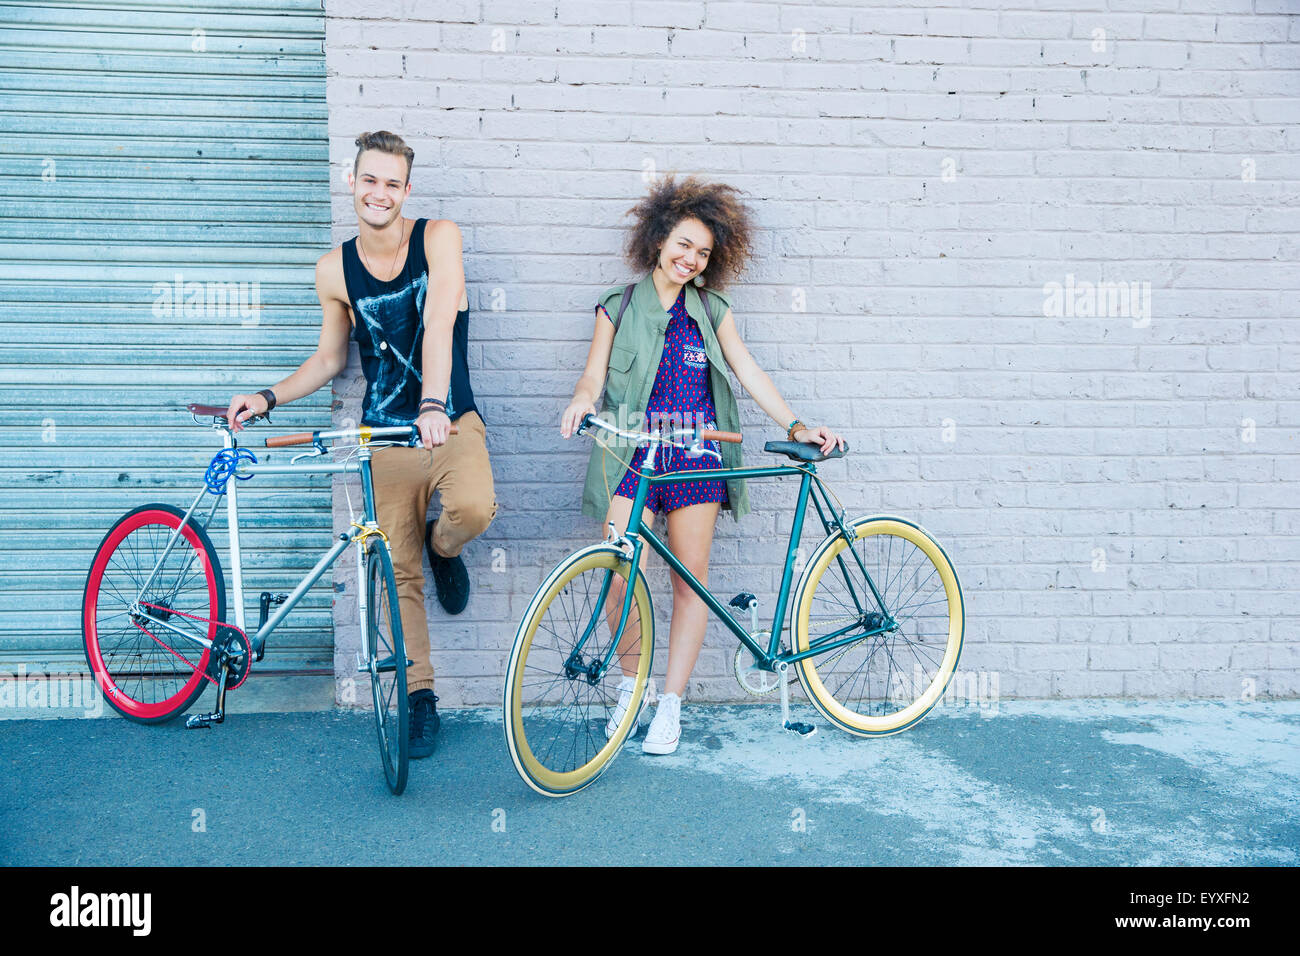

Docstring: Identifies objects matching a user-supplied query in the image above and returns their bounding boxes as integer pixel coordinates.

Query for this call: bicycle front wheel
[82,504,225,723]
[365,537,408,795]
[504,545,655,797]
[792,516,964,736]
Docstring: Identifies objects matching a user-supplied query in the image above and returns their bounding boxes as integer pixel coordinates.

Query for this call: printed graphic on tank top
[342,217,479,428]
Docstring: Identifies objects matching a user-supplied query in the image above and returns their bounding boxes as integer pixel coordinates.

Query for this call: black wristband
[258,388,277,412]
[419,397,446,412]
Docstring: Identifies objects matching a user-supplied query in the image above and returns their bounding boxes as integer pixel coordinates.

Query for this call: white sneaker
[642,692,682,755]
[605,676,656,740]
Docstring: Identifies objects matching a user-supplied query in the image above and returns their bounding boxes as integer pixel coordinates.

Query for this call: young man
[225,131,496,759]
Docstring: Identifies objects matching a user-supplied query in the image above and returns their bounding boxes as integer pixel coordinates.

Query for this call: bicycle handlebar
[266,424,458,448]
[265,433,316,448]
[579,414,741,446]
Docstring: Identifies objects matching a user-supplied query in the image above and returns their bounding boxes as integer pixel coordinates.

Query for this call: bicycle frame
[132,424,385,663]
[591,435,895,682]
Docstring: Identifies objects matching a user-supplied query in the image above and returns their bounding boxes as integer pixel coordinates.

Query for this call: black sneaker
[425,518,470,615]
[409,690,440,759]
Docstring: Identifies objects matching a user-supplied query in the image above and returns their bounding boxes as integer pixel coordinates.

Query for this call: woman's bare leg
[661,500,721,697]
[603,494,655,677]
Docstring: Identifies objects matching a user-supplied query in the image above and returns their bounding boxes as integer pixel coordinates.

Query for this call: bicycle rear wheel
[364,538,408,795]
[82,504,225,723]
[504,546,654,797]
[792,516,964,736]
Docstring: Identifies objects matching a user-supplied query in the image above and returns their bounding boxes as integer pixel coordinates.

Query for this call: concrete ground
[1,700,1296,866]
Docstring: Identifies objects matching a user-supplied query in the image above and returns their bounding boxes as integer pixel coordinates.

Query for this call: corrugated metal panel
[0,0,333,678]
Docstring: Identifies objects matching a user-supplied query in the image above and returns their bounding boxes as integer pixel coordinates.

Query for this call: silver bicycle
[80,402,448,795]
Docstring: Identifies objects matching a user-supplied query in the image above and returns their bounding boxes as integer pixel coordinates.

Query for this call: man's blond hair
[353,130,414,182]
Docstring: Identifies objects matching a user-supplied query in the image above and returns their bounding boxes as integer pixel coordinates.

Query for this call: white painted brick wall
[323,0,1300,706]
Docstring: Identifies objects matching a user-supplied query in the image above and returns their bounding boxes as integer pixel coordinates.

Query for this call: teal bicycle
[503,414,965,796]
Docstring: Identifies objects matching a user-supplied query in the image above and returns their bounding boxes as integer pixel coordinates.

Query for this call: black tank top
[341,218,479,427]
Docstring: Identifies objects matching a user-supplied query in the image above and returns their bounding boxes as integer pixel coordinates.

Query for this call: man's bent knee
[432,496,496,556]
[455,498,496,540]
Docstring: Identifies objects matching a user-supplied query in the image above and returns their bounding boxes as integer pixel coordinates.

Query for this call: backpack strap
[606,283,635,331]
[607,283,722,330]
[700,287,717,328]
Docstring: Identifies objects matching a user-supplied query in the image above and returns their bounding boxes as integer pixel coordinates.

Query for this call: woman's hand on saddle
[793,425,845,456]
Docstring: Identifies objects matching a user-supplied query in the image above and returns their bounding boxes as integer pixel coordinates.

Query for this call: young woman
[560,176,845,755]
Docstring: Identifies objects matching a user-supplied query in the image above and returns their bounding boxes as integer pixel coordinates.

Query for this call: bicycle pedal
[370,654,413,673]
[783,720,817,738]
[185,715,212,729]
[257,591,288,632]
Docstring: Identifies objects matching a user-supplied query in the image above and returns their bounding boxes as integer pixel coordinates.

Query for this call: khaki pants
[370,410,496,694]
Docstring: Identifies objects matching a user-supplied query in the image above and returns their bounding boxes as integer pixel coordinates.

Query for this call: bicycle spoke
[364,543,407,793]
[802,525,957,723]
[512,556,646,784]
[85,509,221,721]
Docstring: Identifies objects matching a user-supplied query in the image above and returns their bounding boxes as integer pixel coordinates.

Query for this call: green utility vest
[581,273,751,522]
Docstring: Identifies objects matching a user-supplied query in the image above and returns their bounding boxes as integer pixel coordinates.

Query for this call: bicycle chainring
[733,642,782,696]
[207,624,252,691]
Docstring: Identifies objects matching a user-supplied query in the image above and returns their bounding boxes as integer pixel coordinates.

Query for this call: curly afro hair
[624,175,755,289]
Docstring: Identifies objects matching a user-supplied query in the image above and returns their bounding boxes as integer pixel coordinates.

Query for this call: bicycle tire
[504,545,655,797]
[82,503,225,723]
[792,515,964,736]
[365,537,409,795]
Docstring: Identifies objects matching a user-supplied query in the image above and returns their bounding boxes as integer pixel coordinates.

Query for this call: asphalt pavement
[2,700,1296,866]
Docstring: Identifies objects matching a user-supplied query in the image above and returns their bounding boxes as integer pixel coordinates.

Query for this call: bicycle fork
[352,530,413,679]
[562,561,627,684]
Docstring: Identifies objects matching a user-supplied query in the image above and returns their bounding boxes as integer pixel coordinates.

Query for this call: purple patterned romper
[612,287,729,513]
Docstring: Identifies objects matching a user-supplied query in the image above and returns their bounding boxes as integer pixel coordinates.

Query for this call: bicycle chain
[133,601,249,689]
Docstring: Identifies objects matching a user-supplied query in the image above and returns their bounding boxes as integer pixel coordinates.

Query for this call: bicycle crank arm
[186,663,231,729]
[776,662,816,738]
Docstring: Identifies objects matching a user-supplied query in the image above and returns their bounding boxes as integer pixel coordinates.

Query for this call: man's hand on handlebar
[415,408,452,449]
[225,393,269,433]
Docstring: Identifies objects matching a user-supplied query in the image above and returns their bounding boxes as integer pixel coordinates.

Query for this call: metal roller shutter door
[0,1,334,703]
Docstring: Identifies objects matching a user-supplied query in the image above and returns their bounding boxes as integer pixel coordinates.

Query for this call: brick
[316,0,1300,704]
